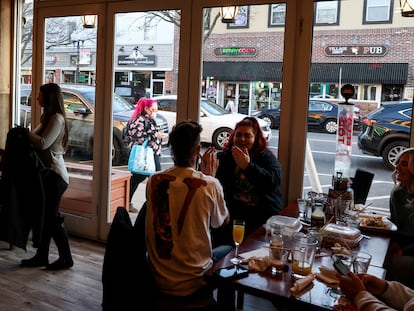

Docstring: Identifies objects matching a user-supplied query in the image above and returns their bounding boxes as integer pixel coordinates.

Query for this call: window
[314,1,339,25]
[227,6,249,29]
[363,0,393,24]
[144,16,157,41]
[268,3,286,27]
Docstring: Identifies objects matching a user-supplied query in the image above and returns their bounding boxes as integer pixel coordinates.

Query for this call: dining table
[207,220,393,311]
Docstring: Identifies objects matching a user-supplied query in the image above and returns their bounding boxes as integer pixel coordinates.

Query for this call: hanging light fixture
[220,6,239,23]
[401,0,414,17]
[81,15,97,28]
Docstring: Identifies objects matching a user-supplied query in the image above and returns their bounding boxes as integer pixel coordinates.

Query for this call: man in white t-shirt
[145,121,231,299]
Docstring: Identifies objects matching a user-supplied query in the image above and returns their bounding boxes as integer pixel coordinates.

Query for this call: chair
[351,169,374,205]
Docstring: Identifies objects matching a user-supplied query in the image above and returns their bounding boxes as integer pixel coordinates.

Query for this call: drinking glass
[353,252,372,273]
[269,246,290,274]
[297,198,307,220]
[230,220,245,265]
[291,235,318,277]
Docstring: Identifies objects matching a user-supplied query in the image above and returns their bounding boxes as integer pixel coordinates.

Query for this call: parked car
[152,95,272,149]
[358,100,412,169]
[19,84,169,166]
[252,99,361,134]
[311,94,336,99]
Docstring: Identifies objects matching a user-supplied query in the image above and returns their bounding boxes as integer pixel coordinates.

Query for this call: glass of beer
[230,220,245,265]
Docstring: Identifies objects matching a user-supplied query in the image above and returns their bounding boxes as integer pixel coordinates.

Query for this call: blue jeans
[212,245,232,263]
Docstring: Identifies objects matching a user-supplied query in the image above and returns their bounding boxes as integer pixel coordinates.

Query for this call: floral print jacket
[125,113,162,156]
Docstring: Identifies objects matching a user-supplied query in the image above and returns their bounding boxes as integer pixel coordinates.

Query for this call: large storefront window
[303,1,413,215]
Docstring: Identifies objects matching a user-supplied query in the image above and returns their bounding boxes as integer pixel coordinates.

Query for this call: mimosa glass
[230,220,245,265]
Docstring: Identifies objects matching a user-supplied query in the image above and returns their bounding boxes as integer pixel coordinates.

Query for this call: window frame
[362,0,393,24]
[313,0,340,26]
[268,3,286,27]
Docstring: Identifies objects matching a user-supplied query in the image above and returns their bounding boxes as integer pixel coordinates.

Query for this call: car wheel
[381,140,409,170]
[212,128,232,149]
[323,119,337,134]
[112,135,123,166]
[260,115,275,129]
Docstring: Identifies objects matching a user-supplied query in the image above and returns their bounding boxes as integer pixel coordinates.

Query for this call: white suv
[153,95,272,149]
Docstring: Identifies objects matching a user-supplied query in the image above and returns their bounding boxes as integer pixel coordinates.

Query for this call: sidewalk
[128,178,147,223]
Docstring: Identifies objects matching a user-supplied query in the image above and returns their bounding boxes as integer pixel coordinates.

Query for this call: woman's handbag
[128,140,156,175]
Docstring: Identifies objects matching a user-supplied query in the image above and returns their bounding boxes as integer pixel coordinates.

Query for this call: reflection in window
[269,3,286,27]
[144,16,157,41]
[363,0,392,23]
[315,1,339,25]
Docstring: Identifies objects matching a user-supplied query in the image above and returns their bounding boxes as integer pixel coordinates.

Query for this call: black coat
[0,127,45,250]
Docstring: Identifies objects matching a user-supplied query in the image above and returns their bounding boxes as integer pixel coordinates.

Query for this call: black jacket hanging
[0,127,46,250]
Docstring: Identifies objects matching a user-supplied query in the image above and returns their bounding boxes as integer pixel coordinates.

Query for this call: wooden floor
[0,236,277,311]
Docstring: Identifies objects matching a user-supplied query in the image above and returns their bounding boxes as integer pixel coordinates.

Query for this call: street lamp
[401,0,414,16]
[73,39,84,83]
[81,15,97,28]
[220,6,239,23]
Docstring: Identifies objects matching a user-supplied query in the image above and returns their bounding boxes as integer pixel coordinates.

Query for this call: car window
[400,108,412,119]
[64,93,88,113]
[157,99,176,112]
[201,99,230,116]
[309,101,332,111]
[113,93,134,113]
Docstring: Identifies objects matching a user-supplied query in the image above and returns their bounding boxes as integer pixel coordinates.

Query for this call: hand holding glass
[230,220,245,265]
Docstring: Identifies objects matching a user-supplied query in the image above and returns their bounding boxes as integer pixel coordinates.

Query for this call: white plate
[358,215,397,232]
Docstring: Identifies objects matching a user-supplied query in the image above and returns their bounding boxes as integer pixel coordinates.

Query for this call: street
[159,129,394,213]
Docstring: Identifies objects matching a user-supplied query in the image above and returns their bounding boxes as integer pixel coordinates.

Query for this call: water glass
[308,228,323,252]
[353,252,372,273]
[335,197,353,225]
[297,198,307,220]
[269,246,290,274]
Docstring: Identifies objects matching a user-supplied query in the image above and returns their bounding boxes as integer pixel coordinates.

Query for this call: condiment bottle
[311,203,326,229]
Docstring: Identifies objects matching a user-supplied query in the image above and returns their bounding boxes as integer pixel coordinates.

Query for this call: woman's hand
[361,274,388,296]
[200,146,218,176]
[231,146,250,170]
[155,131,164,140]
[337,272,366,302]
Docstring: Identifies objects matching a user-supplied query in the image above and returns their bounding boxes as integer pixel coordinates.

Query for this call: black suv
[358,101,412,169]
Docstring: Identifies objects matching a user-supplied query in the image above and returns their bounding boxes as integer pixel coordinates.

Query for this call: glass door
[31,4,103,239]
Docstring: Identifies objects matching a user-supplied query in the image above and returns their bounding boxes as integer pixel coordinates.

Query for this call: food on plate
[359,216,390,229]
[331,243,352,255]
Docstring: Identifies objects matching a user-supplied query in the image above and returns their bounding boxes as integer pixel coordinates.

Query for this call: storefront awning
[203,61,408,85]
[203,61,283,81]
[310,63,408,84]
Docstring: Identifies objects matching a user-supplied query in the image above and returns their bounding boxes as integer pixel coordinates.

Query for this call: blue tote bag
[128,139,156,175]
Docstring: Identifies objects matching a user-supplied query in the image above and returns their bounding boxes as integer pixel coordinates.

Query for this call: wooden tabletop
[208,225,391,310]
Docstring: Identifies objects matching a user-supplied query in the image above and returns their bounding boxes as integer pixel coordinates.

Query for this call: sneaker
[46,258,74,270]
[20,255,48,267]
[129,203,139,213]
